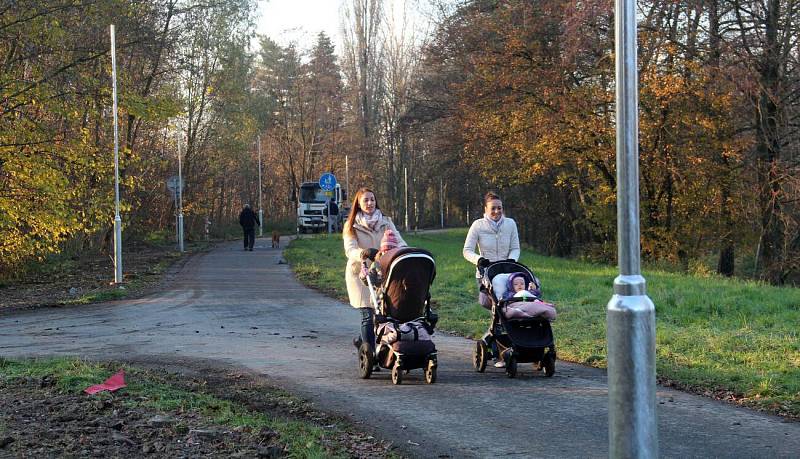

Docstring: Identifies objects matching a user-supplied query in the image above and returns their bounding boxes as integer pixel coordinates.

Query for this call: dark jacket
[239,207,260,229]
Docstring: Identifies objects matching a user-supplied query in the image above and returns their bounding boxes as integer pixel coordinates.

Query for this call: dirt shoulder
[0,357,394,458]
[0,240,208,313]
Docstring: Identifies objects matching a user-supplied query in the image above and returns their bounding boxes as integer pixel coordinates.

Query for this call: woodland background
[2,0,799,284]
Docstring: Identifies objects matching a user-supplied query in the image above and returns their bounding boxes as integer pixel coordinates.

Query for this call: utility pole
[440,178,444,228]
[257,135,263,237]
[607,0,658,454]
[345,154,350,203]
[110,25,123,284]
[404,167,409,232]
[176,129,184,253]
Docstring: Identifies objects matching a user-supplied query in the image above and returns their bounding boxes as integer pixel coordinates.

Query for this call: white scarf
[484,213,504,233]
[356,209,383,230]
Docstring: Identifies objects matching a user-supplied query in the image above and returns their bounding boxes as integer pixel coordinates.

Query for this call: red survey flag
[84,370,126,395]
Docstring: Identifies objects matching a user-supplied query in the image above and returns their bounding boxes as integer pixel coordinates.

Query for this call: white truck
[296,181,347,233]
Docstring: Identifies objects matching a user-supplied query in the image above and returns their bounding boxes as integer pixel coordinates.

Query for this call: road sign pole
[607,0,658,454]
[257,135,263,237]
[327,198,332,234]
[110,25,123,284]
[319,173,338,235]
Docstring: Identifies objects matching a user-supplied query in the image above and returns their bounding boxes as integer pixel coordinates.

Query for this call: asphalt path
[1,239,798,458]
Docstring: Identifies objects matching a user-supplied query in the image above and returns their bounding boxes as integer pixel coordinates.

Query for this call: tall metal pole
[404,167,409,232]
[326,197,332,234]
[110,25,123,284]
[257,135,263,237]
[177,129,184,253]
[440,178,444,228]
[607,0,658,455]
[345,154,350,203]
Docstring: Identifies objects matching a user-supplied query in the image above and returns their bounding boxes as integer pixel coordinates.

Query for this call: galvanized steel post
[257,135,263,237]
[177,129,184,253]
[110,25,123,284]
[607,0,658,455]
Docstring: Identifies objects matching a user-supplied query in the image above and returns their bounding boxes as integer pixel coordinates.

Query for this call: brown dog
[271,230,280,248]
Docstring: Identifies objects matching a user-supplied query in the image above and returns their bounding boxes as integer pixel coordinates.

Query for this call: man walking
[239,204,260,251]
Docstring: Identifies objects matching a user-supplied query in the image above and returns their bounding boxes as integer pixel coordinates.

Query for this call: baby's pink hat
[380,229,399,252]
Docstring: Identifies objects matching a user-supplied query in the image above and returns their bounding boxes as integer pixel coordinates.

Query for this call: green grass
[286,229,800,418]
[0,357,346,458]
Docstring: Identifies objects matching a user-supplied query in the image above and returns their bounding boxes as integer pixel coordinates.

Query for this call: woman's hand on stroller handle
[361,248,379,261]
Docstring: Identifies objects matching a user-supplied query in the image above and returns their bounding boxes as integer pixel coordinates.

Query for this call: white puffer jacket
[463,217,521,277]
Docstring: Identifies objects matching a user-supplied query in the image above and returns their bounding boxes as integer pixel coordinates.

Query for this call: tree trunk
[755,0,784,283]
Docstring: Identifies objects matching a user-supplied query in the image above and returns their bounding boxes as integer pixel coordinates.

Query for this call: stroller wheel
[425,359,437,384]
[505,354,518,378]
[391,363,403,385]
[358,343,374,379]
[473,340,488,373]
[543,352,556,377]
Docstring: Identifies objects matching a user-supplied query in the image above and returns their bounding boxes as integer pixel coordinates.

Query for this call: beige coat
[343,216,406,308]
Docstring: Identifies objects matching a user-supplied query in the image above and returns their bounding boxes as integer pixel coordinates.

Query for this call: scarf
[484,213,504,233]
[356,209,383,230]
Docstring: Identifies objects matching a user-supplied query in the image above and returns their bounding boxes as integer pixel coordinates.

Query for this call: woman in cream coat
[343,187,406,351]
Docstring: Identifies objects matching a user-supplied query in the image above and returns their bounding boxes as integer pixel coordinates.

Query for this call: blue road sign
[319,173,337,191]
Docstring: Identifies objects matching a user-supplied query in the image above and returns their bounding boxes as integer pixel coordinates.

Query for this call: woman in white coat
[463,191,521,308]
[463,191,521,367]
[343,187,407,352]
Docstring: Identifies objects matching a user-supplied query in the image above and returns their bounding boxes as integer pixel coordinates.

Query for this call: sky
[255,0,345,53]
[254,0,435,56]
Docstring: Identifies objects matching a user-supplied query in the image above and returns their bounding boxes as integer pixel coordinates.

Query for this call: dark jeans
[243,227,255,250]
[360,308,375,350]
[477,278,498,357]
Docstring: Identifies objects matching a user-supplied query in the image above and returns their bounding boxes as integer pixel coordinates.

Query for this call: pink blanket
[502,299,557,321]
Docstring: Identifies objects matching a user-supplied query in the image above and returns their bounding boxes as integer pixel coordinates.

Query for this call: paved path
[1,240,798,458]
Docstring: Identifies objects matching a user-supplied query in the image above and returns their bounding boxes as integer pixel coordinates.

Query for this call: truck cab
[297,182,347,233]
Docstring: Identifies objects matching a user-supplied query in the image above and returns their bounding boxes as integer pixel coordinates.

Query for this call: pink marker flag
[84,370,126,395]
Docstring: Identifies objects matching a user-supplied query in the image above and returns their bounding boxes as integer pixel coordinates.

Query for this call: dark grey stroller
[359,247,439,384]
[473,260,556,378]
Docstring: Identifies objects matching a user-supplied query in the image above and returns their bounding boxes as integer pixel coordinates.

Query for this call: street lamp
[176,128,184,253]
[607,0,658,455]
[110,25,123,284]
[257,135,263,237]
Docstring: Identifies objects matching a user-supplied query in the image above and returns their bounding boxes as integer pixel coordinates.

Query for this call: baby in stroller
[357,231,439,385]
[502,272,557,321]
[473,260,557,378]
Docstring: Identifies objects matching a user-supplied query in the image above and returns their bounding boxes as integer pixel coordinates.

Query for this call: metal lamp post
[607,0,658,456]
[176,129,184,253]
[404,167,409,232]
[257,135,263,237]
[110,25,123,284]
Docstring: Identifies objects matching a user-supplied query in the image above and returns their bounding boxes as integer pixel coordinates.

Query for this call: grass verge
[285,229,800,419]
[0,357,394,457]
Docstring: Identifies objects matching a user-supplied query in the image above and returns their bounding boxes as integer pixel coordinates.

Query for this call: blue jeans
[360,308,375,350]
[477,278,498,357]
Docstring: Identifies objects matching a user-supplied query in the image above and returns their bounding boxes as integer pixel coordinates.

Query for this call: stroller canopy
[378,247,436,322]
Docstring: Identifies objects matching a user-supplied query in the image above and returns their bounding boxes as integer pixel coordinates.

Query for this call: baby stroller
[473,260,556,378]
[359,247,439,384]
